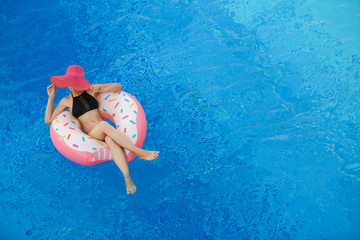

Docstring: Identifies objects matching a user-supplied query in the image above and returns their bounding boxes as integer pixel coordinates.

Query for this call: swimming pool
[1,0,359,239]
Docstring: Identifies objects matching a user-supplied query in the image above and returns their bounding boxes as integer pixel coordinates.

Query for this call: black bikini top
[71,91,98,118]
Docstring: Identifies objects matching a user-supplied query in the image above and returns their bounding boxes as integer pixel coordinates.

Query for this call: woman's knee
[105,136,126,152]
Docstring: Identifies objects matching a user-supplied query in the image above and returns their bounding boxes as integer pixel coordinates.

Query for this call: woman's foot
[124,175,136,194]
[138,149,160,161]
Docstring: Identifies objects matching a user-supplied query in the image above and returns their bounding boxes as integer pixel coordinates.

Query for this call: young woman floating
[45,65,159,194]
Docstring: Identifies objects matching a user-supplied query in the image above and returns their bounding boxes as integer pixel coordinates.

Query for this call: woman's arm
[91,83,122,93]
[45,85,67,124]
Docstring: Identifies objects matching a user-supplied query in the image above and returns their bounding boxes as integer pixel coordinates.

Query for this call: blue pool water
[1,0,360,239]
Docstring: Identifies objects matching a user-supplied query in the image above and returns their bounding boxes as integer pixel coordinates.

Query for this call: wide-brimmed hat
[50,65,92,90]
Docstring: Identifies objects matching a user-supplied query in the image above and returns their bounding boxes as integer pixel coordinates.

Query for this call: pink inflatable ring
[49,91,147,166]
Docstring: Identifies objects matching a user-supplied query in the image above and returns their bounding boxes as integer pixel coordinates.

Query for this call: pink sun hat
[50,65,92,90]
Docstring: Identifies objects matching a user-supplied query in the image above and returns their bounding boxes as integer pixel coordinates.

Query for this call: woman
[45,65,159,194]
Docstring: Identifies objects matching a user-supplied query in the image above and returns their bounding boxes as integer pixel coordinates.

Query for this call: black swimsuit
[71,91,99,118]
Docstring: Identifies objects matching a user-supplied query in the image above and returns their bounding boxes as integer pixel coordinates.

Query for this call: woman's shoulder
[86,88,97,97]
[60,95,72,107]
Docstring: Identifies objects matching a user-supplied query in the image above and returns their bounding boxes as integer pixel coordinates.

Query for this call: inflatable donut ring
[49,91,147,166]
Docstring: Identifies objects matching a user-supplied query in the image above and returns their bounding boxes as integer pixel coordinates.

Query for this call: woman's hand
[91,84,102,93]
[47,84,56,97]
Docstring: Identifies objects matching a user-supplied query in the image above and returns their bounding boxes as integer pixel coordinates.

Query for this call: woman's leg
[89,121,159,160]
[105,136,136,194]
